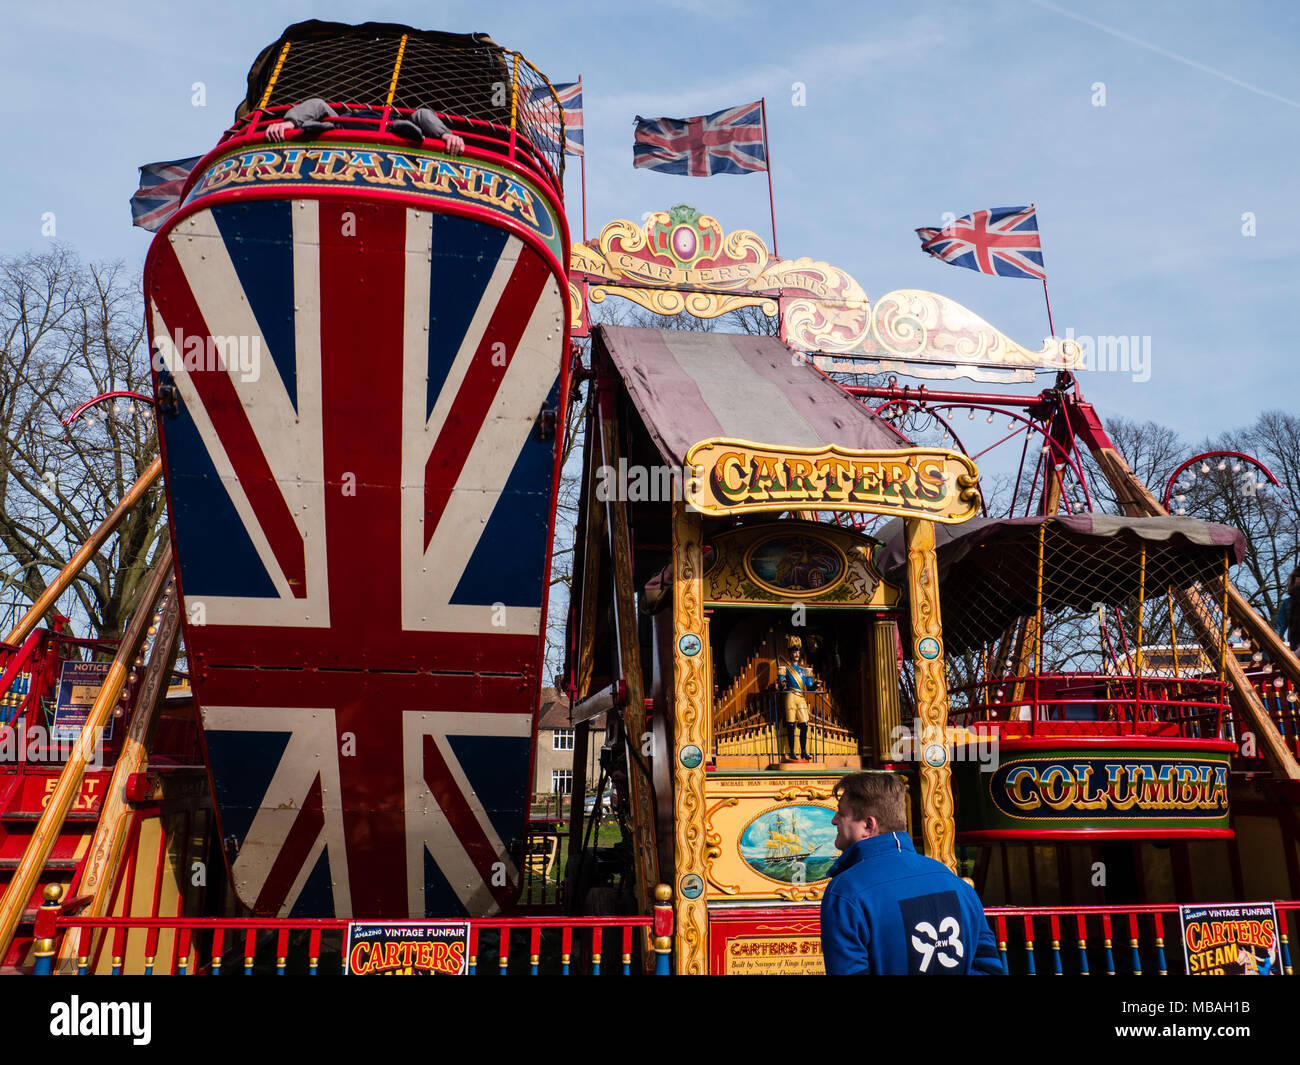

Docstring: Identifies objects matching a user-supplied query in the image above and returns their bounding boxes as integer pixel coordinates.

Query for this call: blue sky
[2,0,1297,437]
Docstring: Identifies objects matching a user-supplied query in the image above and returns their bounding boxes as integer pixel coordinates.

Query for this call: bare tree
[0,245,166,640]
[1084,416,1185,516]
[1191,412,1300,621]
[1078,412,1299,630]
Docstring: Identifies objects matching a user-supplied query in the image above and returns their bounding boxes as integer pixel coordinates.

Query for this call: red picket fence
[33,885,674,976]
[986,901,1298,976]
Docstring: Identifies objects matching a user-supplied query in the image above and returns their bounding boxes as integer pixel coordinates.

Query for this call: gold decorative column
[903,519,957,872]
[868,617,902,764]
[671,497,709,975]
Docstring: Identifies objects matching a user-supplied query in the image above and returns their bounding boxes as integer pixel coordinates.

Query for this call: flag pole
[760,97,778,258]
[1033,203,1055,337]
[578,76,588,244]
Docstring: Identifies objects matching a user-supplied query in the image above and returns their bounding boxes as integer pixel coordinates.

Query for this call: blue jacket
[820,833,1004,975]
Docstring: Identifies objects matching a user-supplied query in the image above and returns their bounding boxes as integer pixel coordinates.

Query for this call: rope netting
[245,30,565,181]
[934,523,1235,725]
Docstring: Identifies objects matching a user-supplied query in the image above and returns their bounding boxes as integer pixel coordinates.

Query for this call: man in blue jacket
[821,772,1003,975]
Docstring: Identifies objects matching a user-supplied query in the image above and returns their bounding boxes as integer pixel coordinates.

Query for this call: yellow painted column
[903,519,957,872]
[671,497,709,974]
[868,617,902,764]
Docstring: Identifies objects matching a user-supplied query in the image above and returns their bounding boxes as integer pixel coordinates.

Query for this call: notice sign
[346,922,469,975]
[1179,903,1280,975]
[53,661,113,742]
[722,934,826,975]
[708,909,826,975]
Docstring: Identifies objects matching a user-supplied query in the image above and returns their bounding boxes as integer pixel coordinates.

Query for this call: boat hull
[145,148,569,918]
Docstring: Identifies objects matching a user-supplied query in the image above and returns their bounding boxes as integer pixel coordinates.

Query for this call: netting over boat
[931,519,1239,725]
[243,25,565,181]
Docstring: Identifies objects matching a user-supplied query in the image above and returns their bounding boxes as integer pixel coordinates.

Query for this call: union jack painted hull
[144,146,569,918]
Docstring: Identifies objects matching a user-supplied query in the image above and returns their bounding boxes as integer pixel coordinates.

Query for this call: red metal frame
[949,672,1230,739]
[1162,450,1285,512]
[61,391,155,428]
[868,397,1095,514]
[52,913,656,975]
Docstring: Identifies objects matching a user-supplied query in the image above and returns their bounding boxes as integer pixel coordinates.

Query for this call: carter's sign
[684,440,980,522]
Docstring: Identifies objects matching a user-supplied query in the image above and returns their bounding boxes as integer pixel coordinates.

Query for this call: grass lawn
[520,812,624,907]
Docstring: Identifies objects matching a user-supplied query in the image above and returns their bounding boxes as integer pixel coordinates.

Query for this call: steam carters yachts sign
[684,440,981,523]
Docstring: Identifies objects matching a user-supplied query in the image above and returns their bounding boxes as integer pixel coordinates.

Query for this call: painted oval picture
[738,804,839,884]
[744,534,846,597]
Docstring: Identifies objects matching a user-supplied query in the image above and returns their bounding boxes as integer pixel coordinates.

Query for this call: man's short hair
[833,772,908,833]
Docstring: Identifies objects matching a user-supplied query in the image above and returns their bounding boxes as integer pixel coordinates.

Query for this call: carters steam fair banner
[346,922,469,975]
[1179,903,1280,975]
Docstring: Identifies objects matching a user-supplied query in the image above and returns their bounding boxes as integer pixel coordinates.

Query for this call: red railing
[1233,673,1300,761]
[199,103,564,210]
[35,886,674,975]
[949,673,1228,740]
[36,896,1294,975]
[986,901,1298,975]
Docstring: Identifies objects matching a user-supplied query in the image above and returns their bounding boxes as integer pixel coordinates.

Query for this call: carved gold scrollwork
[870,289,1083,370]
[703,818,741,896]
[774,786,832,802]
[673,500,710,974]
[758,257,871,355]
[571,207,1085,380]
[904,519,957,871]
[775,886,825,903]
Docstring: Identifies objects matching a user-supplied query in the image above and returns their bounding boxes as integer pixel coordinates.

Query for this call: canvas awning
[594,325,907,467]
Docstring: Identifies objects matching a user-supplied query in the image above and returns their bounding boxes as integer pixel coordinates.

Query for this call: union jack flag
[146,197,566,917]
[130,157,200,232]
[633,101,767,176]
[528,81,583,157]
[915,206,1045,280]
